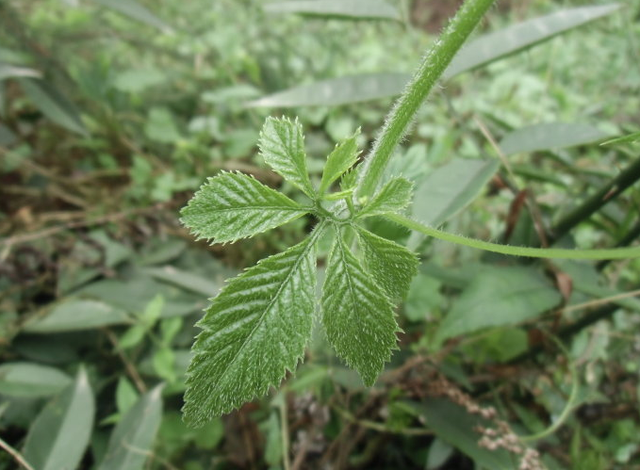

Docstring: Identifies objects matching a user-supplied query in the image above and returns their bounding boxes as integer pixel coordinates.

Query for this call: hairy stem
[355,0,496,200]
[386,213,640,260]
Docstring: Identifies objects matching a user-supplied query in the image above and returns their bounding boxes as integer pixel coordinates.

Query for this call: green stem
[386,213,640,260]
[519,335,579,442]
[549,155,640,245]
[355,0,496,200]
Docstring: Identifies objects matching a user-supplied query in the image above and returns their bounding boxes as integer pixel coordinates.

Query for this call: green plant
[180,0,640,427]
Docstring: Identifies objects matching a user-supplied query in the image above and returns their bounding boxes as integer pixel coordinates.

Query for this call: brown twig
[0,436,35,470]
[103,329,147,394]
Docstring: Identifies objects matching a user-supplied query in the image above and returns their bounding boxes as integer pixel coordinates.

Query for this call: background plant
[1,0,640,469]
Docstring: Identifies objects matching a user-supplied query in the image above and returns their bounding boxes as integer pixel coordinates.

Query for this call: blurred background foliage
[1,0,640,468]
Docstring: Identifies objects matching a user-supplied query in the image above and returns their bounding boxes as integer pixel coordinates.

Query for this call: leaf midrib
[214,224,323,388]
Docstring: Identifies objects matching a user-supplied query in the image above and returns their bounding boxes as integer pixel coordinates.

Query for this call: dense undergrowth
[1,0,640,469]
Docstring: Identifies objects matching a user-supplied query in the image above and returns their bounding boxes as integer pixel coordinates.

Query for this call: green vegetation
[1,0,640,469]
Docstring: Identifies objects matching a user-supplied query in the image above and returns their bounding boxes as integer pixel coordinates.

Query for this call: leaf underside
[259,117,315,198]
[180,171,309,244]
[183,234,319,426]
[357,227,419,300]
[321,229,399,386]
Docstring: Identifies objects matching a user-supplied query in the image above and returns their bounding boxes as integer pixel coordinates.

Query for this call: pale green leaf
[249,6,620,108]
[408,158,498,249]
[118,324,147,350]
[601,131,640,146]
[412,159,498,226]
[357,177,414,219]
[500,122,611,155]
[0,362,71,398]
[92,0,172,33]
[319,129,360,195]
[263,0,401,21]
[143,266,218,297]
[0,62,40,80]
[321,231,398,386]
[180,171,310,244]
[141,294,164,325]
[153,347,176,382]
[23,299,132,333]
[22,367,95,470]
[444,4,622,79]
[436,266,562,342]
[116,377,138,415]
[259,117,315,197]
[98,385,163,470]
[356,227,418,301]
[19,78,86,135]
[183,231,321,426]
[246,73,410,108]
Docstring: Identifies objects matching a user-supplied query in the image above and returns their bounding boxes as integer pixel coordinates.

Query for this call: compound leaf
[321,230,398,386]
[358,177,413,218]
[356,228,418,301]
[319,129,360,195]
[259,117,315,198]
[180,171,310,244]
[183,231,321,426]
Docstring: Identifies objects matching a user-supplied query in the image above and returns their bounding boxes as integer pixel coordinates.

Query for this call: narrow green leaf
[116,377,138,415]
[357,177,414,219]
[500,122,611,155]
[180,171,310,244]
[601,131,640,146]
[19,78,86,135]
[259,117,315,197]
[143,266,218,297]
[319,129,360,195]
[92,0,172,33]
[183,230,322,426]
[249,6,620,108]
[0,362,71,398]
[0,62,40,80]
[412,159,499,226]
[436,266,562,342]
[263,0,401,21]
[356,227,418,301]
[23,299,132,333]
[408,158,498,249]
[246,73,410,108]
[322,231,398,386]
[98,385,163,470]
[22,367,95,470]
[444,4,622,79]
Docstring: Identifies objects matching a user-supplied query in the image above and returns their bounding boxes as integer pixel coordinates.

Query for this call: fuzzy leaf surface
[357,177,413,218]
[180,172,309,244]
[183,232,320,426]
[259,117,315,197]
[319,129,360,194]
[322,230,398,386]
[356,227,418,300]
